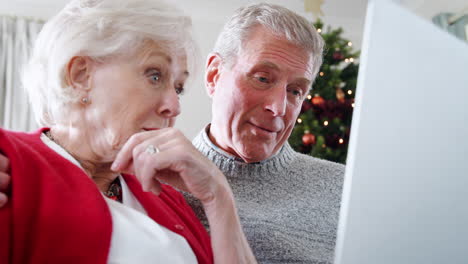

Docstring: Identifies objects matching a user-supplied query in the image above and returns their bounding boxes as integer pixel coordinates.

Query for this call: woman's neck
[48,126,119,192]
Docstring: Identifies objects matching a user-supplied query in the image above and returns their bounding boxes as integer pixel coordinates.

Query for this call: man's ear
[66,56,93,91]
[205,53,223,98]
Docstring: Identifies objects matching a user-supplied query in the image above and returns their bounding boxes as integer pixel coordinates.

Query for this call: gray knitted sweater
[185,126,345,264]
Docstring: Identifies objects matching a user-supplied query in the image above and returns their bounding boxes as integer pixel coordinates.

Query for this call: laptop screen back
[334,1,468,264]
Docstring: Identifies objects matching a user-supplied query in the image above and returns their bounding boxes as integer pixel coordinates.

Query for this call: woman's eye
[146,69,162,83]
[150,72,161,82]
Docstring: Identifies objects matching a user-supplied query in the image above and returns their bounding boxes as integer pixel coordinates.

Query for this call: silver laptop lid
[334,1,468,264]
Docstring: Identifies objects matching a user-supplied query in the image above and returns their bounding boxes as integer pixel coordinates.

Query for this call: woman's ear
[66,56,93,91]
[205,53,223,98]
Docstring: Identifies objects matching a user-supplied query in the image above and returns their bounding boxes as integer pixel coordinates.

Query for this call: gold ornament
[336,87,345,102]
[304,0,325,18]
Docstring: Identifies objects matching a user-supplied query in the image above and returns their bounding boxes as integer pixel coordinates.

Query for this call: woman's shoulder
[0,127,47,147]
[0,127,52,160]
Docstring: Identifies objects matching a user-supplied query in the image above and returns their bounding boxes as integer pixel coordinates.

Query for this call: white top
[40,133,197,264]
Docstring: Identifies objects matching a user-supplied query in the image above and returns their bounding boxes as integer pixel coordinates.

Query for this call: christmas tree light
[288,19,360,164]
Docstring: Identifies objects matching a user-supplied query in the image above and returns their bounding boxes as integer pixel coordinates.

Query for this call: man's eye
[175,85,185,95]
[288,87,302,97]
[256,76,269,83]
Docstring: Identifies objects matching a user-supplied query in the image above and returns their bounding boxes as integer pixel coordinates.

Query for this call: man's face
[208,26,313,163]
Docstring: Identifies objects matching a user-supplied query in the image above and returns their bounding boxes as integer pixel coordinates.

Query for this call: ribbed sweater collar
[192,125,297,177]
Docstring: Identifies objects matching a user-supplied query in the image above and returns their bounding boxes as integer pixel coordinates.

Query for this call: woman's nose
[157,87,181,118]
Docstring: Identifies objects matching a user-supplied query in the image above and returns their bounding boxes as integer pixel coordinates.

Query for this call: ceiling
[173,0,467,47]
[2,0,467,49]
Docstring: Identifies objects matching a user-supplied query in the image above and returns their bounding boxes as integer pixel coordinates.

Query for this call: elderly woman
[0,0,256,263]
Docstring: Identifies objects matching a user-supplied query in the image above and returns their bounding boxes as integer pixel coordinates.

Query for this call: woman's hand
[0,153,10,207]
[111,128,228,204]
[111,128,257,263]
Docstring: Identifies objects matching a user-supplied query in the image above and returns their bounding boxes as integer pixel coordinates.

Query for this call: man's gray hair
[23,0,197,126]
[213,3,324,82]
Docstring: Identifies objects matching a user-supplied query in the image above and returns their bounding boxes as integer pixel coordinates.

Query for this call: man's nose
[264,85,287,117]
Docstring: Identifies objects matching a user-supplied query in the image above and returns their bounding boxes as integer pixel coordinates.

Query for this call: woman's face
[83,41,188,160]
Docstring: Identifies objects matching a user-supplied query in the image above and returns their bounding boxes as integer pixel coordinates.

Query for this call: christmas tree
[289,20,360,164]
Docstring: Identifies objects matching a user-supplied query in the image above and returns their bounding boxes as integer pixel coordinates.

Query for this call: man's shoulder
[292,150,345,176]
[286,150,345,208]
[287,150,345,193]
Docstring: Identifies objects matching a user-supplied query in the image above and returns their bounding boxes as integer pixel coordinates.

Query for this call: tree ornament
[311,95,325,107]
[288,19,360,164]
[302,131,316,146]
[335,87,345,103]
[301,99,313,113]
[304,0,325,18]
[333,52,344,61]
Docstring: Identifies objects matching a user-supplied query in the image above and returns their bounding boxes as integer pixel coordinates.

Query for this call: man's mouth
[248,122,280,133]
[142,128,160,131]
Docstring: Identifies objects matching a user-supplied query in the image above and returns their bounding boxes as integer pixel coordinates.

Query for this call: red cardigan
[0,128,213,264]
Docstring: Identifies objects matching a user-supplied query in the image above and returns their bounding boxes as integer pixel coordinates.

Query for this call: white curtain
[0,16,43,131]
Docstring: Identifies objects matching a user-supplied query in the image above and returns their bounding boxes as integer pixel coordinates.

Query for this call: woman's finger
[112,133,148,171]
[0,193,7,207]
[0,153,10,172]
[112,128,175,171]
[149,178,162,195]
[120,130,183,174]
[140,147,206,195]
[0,172,11,191]
[134,153,164,195]
[154,169,189,193]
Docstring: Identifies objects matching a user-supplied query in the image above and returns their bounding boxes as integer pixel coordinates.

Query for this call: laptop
[334,1,468,264]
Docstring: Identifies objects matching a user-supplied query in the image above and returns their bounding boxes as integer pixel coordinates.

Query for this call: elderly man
[0,3,344,264]
[184,3,345,264]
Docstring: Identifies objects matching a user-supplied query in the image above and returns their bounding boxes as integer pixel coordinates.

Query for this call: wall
[1,0,465,138]
[0,0,366,139]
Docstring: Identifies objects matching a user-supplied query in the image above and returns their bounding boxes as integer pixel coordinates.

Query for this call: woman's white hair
[23,0,197,126]
[213,3,324,82]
